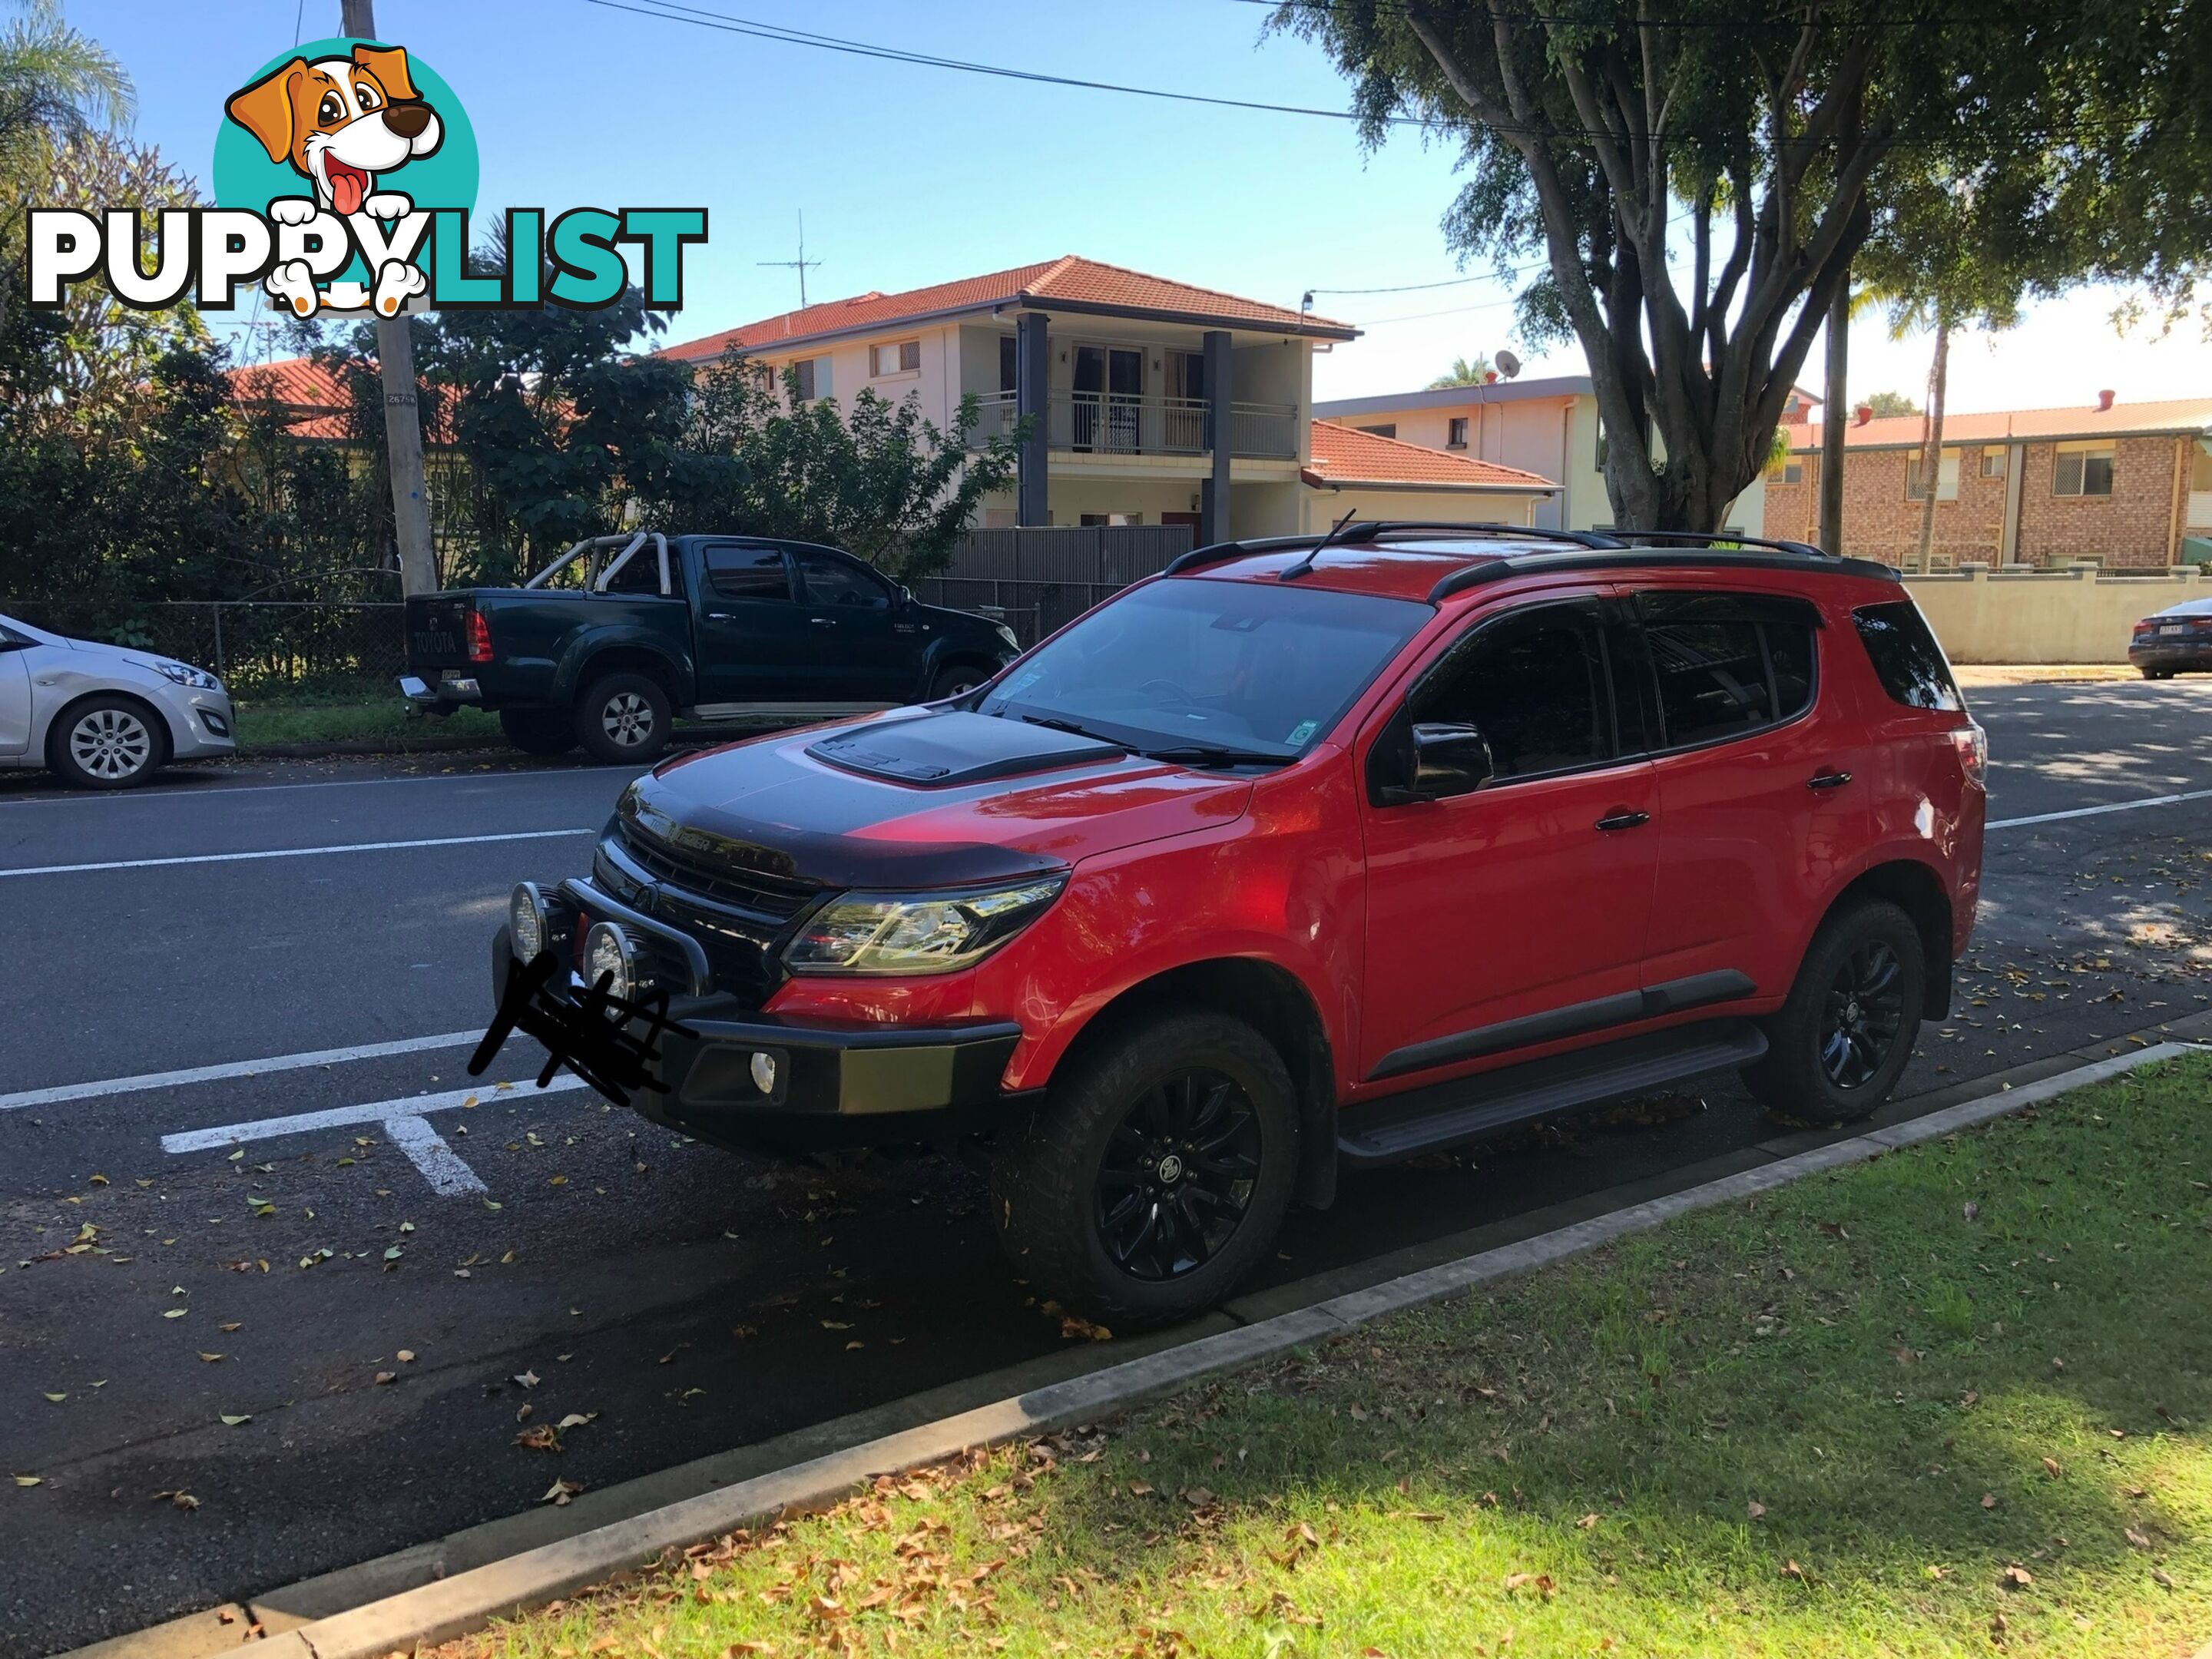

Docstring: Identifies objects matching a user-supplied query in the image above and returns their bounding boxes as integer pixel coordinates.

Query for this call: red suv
[495,526,1987,1325]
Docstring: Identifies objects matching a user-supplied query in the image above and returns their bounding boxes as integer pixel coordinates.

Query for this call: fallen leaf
[161,1309,187,1320]
[1781,1560,1805,1580]
[2125,1528,2152,1550]
[1128,1480,1155,1497]
[1962,1201,1979,1220]
[513,1370,540,1389]
[541,1478,583,1506]
[2002,1565,2033,1589]
[396,1350,415,1363]
[1982,1493,1999,1509]
[1576,1512,1601,1528]
[2152,1568,2175,1588]
[557,1412,598,1430]
[1747,1501,1767,1520]
[515,1425,561,1452]
[41,1393,64,1403]
[1503,1572,1556,1596]
[198,1353,223,1363]
[2041,1457,2061,1479]
[374,1372,396,1386]
[1183,1486,1217,1508]
[219,1414,250,1426]
[12,1476,40,1487]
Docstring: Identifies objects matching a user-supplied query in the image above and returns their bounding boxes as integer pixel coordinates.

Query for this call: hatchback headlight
[783,876,1066,975]
[156,661,221,691]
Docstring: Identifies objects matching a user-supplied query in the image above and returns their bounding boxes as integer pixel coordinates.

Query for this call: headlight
[508,883,547,962]
[583,921,637,1000]
[994,622,1020,653]
[155,661,221,691]
[783,876,1065,975]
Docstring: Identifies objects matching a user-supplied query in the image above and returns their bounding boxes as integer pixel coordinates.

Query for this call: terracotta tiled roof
[661,255,1355,363]
[1784,397,2212,452]
[228,356,459,444]
[1304,420,1558,491]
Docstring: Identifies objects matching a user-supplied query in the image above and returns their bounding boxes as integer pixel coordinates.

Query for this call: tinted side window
[1853,601,1962,711]
[796,549,889,609]
[704,545,792,602]
[1412,604,1612,781]
[1638,591,1818,748]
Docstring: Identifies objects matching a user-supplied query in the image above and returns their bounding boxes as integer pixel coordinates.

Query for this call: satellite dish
[1495,349,1523,380]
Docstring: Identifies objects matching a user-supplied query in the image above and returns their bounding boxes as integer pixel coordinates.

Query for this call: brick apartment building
[1765,395,2212,569]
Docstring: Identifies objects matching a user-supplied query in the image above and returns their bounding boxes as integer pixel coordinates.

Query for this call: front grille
[594,820,826,1009]
[611,819,817,921]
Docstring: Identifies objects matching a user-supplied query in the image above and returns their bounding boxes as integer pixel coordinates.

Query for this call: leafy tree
[1273,0,2210,531]
[0,0,130,339]
[1426,353,1494,388]
[1863,390,1918,419]
[651,353,1024,578]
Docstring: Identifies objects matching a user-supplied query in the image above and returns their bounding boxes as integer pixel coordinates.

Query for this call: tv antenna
[758,211,823,309]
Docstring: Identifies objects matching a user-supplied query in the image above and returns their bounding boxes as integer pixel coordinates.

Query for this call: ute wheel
[574,672,671,765]
[1743,898,1925,1126]
[929,662,992,701]
[498,707,580,757]
[48,694,170,789]
[2141,667,2173,680]
[991,1010,1297,1329]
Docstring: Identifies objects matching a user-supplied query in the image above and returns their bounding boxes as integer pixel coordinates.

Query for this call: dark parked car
[495,524,1987,1324]
[2129,594,2212,678]
[400,532,1020,763]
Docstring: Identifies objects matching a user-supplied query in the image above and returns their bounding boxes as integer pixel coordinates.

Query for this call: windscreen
[979,577,1428,759]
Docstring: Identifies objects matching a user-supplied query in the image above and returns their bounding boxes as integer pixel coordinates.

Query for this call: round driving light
[508,883,546,962]
[583,921,633,1001]
[749,1051,778,1095]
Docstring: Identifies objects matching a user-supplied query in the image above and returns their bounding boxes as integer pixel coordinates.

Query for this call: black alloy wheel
[1094,1068,1263,1282]
[1819,940,1908,1089]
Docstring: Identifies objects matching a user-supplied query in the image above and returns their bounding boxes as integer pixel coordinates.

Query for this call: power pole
[341,0,439,598]
[757,210,823,309]
[1819,277,1849,557]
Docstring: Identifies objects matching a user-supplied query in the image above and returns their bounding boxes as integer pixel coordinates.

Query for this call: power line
[588,0,2184,149]
[1225,0,2161,31]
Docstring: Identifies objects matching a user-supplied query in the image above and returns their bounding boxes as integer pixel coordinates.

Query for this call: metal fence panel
[916,524,1195,644]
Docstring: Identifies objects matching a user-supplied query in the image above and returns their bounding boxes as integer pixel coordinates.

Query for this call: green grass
[230,698,504,750]
[442,1056,2212,1658]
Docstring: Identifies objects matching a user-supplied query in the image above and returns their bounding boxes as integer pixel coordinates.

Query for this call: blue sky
[72,0,2212,412]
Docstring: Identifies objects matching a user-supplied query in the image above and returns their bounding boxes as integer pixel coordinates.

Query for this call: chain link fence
[5,600,407,701]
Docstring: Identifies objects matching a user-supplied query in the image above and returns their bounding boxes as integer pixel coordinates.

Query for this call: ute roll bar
[522,531,675,596]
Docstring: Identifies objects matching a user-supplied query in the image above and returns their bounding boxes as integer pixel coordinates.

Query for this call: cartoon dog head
[226,45,442,217]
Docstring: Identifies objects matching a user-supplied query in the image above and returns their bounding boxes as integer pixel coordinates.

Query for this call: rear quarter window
[1636,591,1820,749]
[1853,601,1962,711]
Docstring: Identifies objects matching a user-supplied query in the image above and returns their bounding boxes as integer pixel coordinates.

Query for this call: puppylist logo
[26,36,707,317]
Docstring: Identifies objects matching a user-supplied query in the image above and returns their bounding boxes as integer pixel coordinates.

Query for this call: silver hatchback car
[0,611,236,788]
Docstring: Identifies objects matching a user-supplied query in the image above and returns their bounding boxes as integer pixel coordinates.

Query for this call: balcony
[968,391,1300,460]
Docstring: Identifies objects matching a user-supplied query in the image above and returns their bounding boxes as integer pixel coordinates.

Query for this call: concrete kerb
[253,1039,2197,1659]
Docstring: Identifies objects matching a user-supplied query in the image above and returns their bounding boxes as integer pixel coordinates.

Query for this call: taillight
[466,610,493,664]
[2133,621,2154,637]
[1950,722,1988,789]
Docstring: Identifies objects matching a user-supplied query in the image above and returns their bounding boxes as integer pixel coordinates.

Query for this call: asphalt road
[2,684,2209,1656]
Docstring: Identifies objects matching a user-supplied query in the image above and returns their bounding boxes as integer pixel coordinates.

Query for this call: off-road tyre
[990,1010,1298,1329]
[1743,897,1925,1126]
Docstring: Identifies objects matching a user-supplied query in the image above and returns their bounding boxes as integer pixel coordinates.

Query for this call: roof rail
[1605,528,1833,560]
[1161,520,1620,579]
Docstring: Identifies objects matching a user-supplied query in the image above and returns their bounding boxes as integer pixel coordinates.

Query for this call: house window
[1446,416,1469,449]
[1078,513,1145,527]
[871,339,922,377]
[1356,423,1396,439]
[790,357,827,402]
[998,335,1018,394]
[1766,452,1803,484]
[1167,350,1205,402]
[2053,441,2115,497]
[1906,451,1960,502]
[1980,448,2007,478]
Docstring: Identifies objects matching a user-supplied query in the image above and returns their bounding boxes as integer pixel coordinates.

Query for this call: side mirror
[896,584,915,607]
[1372,720,1495,806]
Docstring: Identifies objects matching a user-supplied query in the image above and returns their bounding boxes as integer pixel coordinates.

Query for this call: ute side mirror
[1370,718,1495,806]
[896,584,915,607]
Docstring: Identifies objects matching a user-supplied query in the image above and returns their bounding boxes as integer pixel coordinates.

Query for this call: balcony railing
[967,392,1300,459]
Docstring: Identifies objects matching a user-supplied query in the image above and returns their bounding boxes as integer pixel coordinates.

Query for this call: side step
[1336,1019,1768,1170]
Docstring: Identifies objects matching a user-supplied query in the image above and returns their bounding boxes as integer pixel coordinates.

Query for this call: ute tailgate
[406,593,475,671]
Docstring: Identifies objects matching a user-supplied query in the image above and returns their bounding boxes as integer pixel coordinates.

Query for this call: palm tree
[1426,354,1492,389]
[0,1,131,153]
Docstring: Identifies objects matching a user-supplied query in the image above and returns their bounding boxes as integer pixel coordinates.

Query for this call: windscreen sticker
[1285,719,1320,746]
[1002,671,1043,698]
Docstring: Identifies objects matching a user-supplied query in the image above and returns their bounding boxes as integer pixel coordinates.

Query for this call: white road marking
[0,826,594,878]
[160,1075,588,1196]
[384,1113,490,1195]
[1987,785,2212,831]
[0,1030,486,1112]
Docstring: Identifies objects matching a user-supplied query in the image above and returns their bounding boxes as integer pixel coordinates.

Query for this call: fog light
[508,882,546,962]
[749,1051,777,1095]
[583,921,634,1001]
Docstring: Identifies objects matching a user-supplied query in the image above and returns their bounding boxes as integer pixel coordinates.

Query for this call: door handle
[1594,810,1651,832]
[810,617,836,627]
[706,611,733,621]
[1806,770,1853,790]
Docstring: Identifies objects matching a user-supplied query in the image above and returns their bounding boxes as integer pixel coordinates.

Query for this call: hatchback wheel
[50,696,167,789]
[574,672,671,765]
[992,1011,1297,1327]
[1743,898,1925,1125]
[929,663,990,701]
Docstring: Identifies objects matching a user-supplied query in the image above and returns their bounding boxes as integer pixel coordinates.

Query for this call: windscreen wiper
[1018,713,1126,749]
[1140,744,1292,769]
